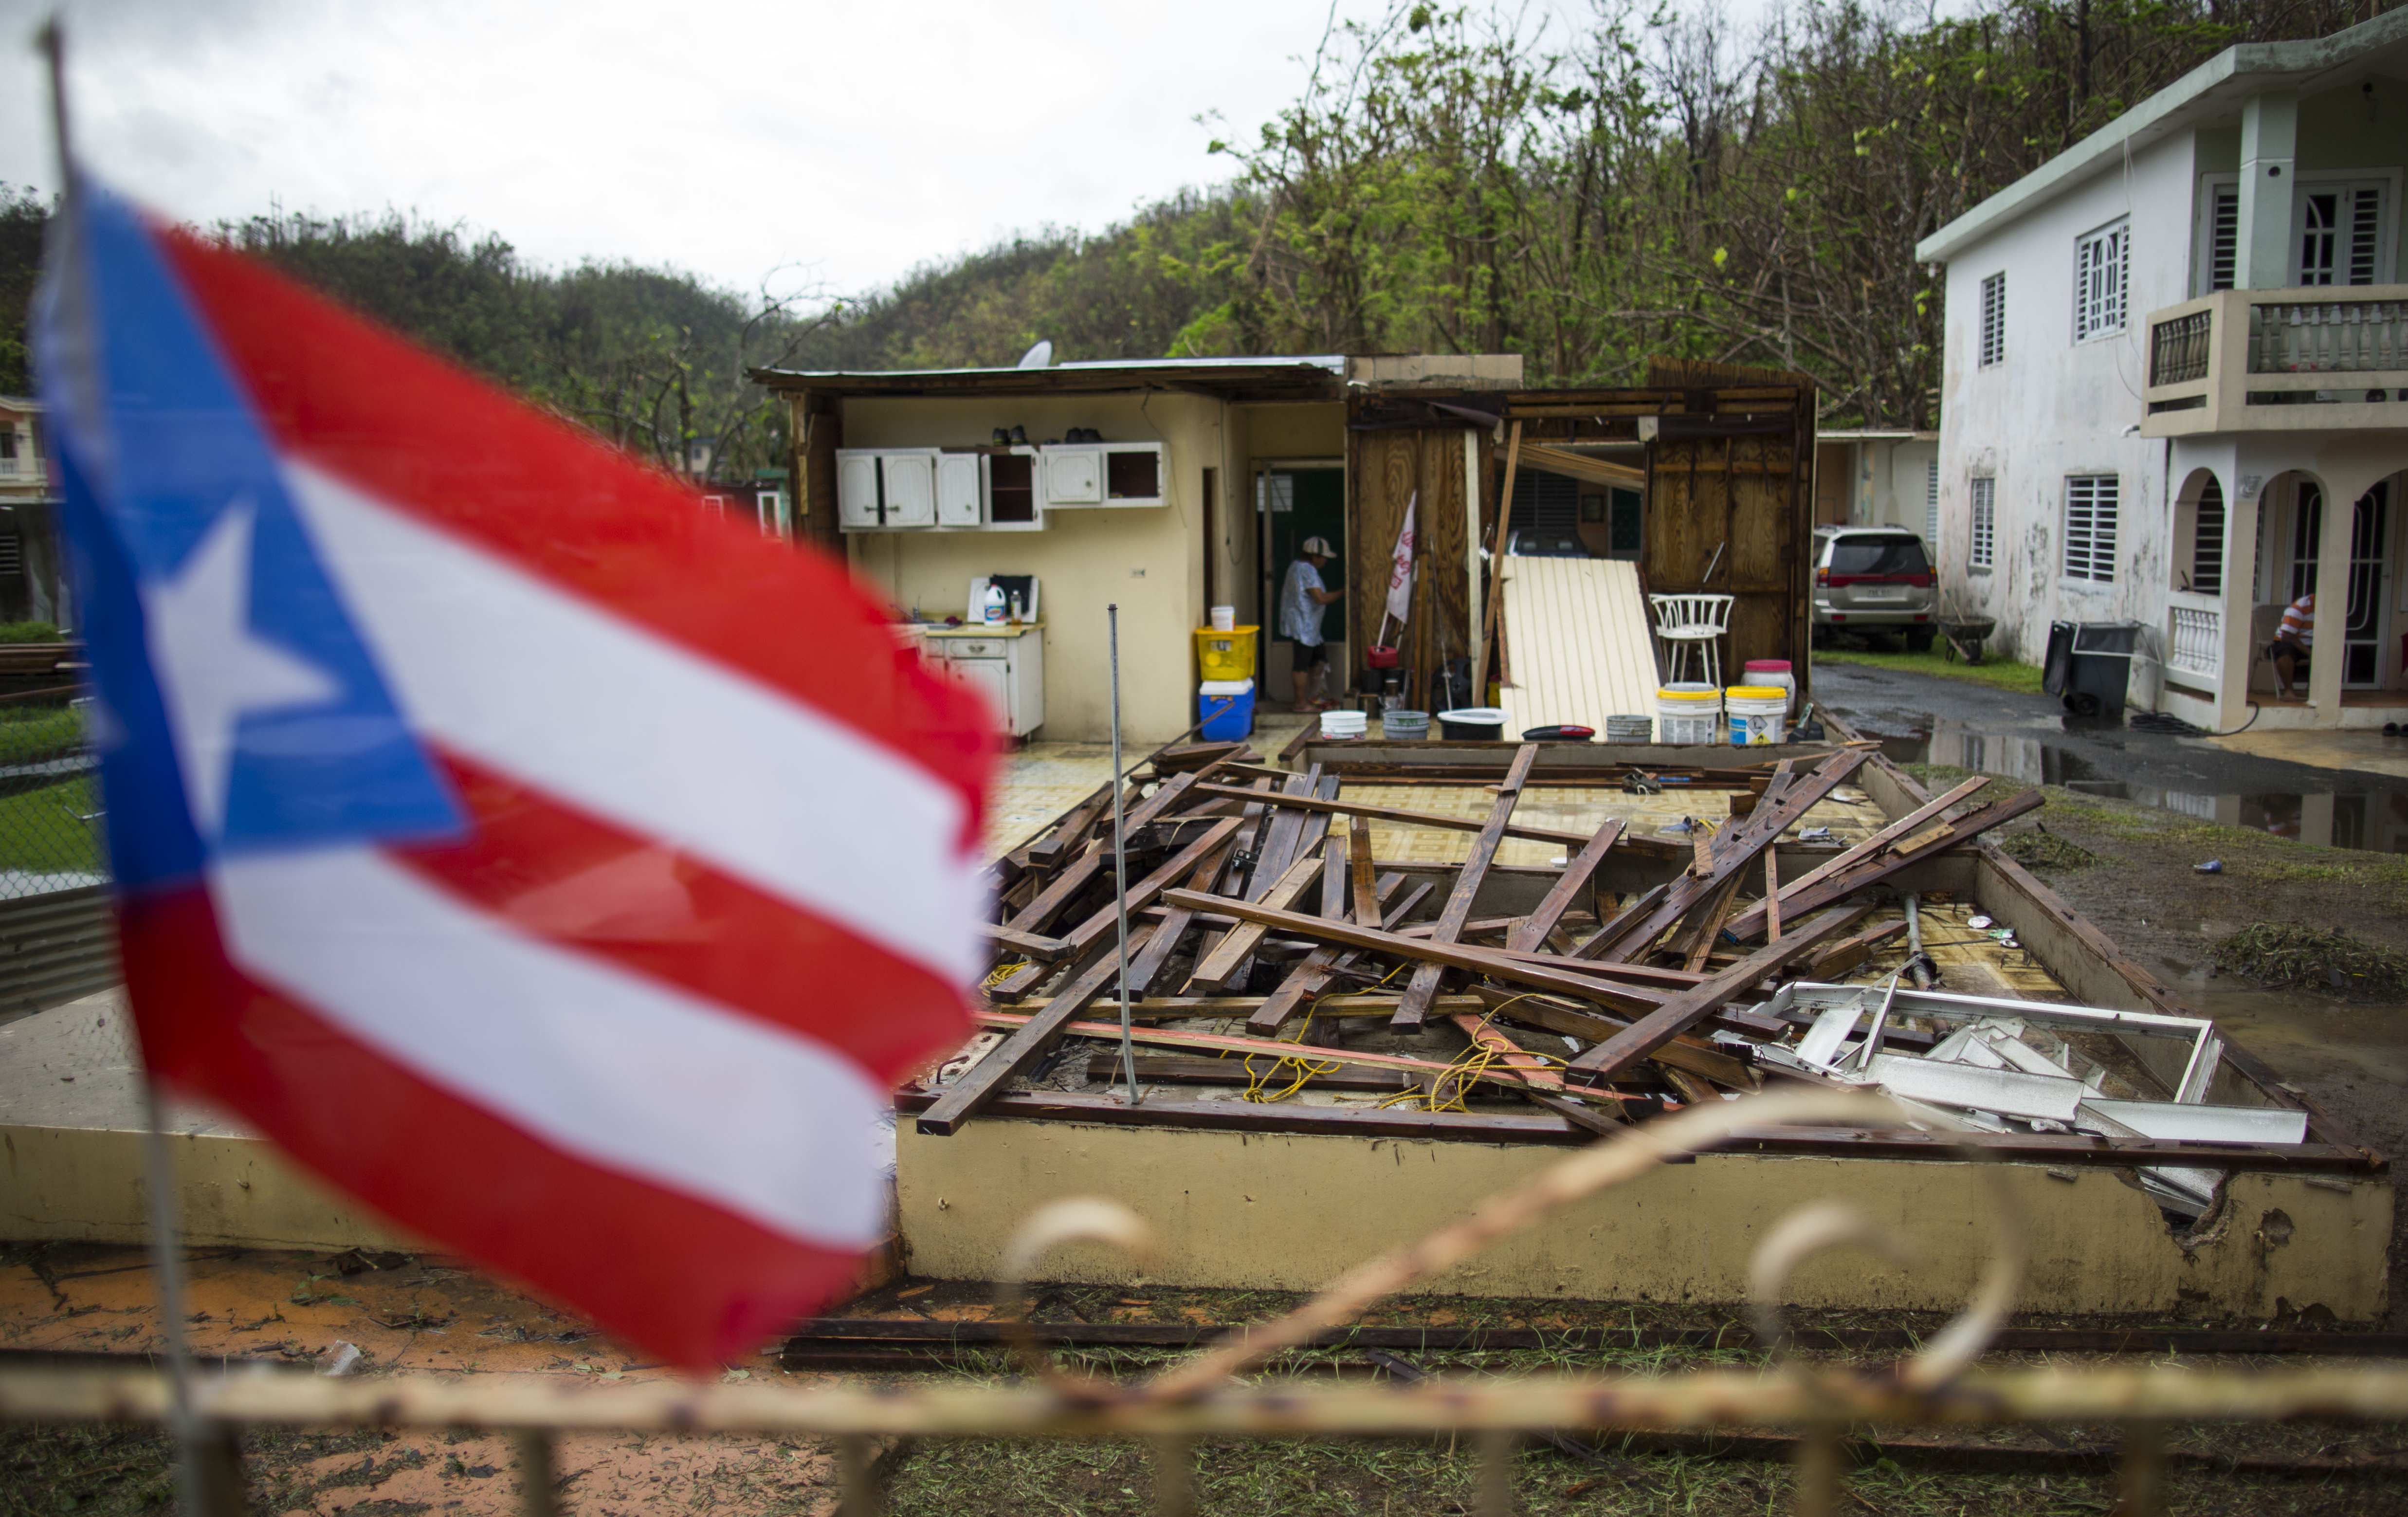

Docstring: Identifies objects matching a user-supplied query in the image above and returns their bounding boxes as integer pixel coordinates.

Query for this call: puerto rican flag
[33,177,993,1369]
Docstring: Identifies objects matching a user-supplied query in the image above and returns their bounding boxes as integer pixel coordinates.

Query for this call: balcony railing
[2140,284,2408,435]
[2248,299,2408,373]
[2167,603,2221,679]
[2151,311,2212,385]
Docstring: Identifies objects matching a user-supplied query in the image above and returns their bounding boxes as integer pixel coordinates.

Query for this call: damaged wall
[896,1119,2390,1321]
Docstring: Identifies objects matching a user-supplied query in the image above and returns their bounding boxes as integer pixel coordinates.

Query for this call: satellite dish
[1016,340,1054,370]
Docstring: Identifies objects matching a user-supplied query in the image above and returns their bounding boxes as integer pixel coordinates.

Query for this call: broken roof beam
[1561,904,1872,1089]
[1395,745,1541,1026]
[918,923,1160,1136]
[1721,788,2044,940]
[1186,783,1595,850]
[1165,888,1668,1017]
[1577,749,1868,962]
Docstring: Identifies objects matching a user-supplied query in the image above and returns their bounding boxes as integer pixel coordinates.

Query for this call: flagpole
[36,19,235,1514]
[1106,604,1140,1105]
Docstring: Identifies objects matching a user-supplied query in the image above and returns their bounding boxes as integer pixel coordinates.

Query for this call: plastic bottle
[983,583,1007,624]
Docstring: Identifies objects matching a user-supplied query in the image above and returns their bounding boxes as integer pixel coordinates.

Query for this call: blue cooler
[1198,678,1256,740]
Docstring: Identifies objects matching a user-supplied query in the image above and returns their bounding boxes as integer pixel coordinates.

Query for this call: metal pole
[1108,605,1140,1104]
[37,24,233,1515]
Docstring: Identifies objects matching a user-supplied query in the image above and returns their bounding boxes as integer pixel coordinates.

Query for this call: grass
[1812,644,2047,695]
[0,777,101,876]
[2210,924,2408,997]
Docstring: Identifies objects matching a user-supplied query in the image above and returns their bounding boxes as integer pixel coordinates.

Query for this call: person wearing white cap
[1280,535,1346,713]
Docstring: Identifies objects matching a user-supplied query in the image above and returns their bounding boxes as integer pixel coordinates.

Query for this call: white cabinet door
[836,451,881,529]
[945,656,1012,732]
[881,453,936,528]
[1043,446,1102,506]
[935,453,982,527]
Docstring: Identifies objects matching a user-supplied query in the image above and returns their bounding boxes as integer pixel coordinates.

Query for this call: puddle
[2178,976,2408,1088]
[1874,715,2408,853]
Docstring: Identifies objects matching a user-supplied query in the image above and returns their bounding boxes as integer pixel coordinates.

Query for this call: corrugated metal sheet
[1497,558,1662,735]
[0,885,119,1017]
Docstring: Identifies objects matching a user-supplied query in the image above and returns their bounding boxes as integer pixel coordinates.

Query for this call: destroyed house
[749,354,1823,744]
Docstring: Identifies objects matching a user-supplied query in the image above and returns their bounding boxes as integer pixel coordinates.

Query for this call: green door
[1264,467,1347,654]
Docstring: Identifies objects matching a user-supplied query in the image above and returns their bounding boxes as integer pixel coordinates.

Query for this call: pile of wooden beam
[913,736,2050,1142]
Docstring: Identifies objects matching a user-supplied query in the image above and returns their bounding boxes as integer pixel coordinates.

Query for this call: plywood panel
[1496,558,1659,737]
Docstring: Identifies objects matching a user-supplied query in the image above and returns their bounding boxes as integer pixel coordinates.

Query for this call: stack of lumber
[918,740,2043,1140]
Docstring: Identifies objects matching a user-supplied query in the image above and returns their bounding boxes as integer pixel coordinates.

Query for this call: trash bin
[2043,620,2141,716]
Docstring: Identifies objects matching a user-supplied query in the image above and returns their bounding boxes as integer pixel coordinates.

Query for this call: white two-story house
[1918,13,2408,731]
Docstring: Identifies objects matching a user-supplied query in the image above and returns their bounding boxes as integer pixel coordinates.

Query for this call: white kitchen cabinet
[835,451,881,529]
[935,453,983,527]
[880,450,937,528]
[1100,442,1169,507]
[926,625,1044,738]
[1042,445,1103,506]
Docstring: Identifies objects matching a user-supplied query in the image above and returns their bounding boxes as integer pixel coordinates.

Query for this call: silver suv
[1812,527,1937,650]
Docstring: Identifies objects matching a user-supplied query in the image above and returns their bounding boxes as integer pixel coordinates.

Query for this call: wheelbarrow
[1939,616,1996,665]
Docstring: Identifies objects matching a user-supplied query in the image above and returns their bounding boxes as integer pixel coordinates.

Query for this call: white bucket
[1655,685,1723,746]
[1210,605,1237,633]
[1321,709,1368,738]
[1725,685,1789,746]
[1742,660,1796,711]
[1603,714,1653,743]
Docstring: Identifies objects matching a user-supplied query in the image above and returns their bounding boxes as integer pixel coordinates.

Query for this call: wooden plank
[1054,817,1245,958]
[1191,847,1326,987]
[1243,872,1412,1037]
[981,923,1070,960]
[971,1008,1622,1101]
[1467,985,1758,1087]
[1007,771,1202,932]
[1482,420,1523,686]
[1018,991,1483,1020]
[1319,832,1349,920]
[1247,770,1318,899]
[916,925,1159,1136]
[1762,843,1783,942]
[1120,839,1237,995]
[1168,888,1667,1016]
[1349,822,1378,927]
[893,1086,2388,1168]
[1804,919,1907,980]
[1186,784,1594,848]
[1561,905,1869,1088]
[1722,775,1992,940]
[1728,789,2044,930]
[1677,872,1747,972]
[1394,744,1542,1026]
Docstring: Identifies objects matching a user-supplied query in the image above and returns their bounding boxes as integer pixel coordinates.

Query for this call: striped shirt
[2280,593,2316,647]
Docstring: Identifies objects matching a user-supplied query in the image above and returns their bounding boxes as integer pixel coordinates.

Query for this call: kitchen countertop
[921,622,1043,638]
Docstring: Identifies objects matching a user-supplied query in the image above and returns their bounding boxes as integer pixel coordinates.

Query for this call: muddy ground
[1824,657,2408,1328]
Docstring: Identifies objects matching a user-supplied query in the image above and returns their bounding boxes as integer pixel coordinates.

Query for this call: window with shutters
[0,534,24,577]
[2191,479,2224,596]
[2197,177,2239,295]
[2074,219,2129,341]
[1925,460,1939,547]
[1969,477,1995,571]
[2294,182,2389,286]
[2063,476,2118,583]
[1978,272,2006,366]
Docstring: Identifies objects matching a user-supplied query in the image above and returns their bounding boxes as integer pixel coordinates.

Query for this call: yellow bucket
[1196,626,1259,682]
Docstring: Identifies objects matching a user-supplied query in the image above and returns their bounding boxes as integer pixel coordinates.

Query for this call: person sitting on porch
[2270,591,2315,701]
[1280,535,1346,713]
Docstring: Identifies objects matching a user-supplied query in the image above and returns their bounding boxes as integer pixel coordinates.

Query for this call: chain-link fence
[0,694,104,901]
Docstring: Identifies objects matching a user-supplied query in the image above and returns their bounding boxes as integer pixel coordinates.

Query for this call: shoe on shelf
[991,427,1009,445]
[1008,425,1028,444]
[2386,721,2401,736]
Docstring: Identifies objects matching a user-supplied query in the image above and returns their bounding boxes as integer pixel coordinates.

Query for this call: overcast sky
[0,0,1476,303]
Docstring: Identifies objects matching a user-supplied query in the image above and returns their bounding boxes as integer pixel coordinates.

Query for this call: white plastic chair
[1649,594,1735,688]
